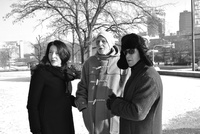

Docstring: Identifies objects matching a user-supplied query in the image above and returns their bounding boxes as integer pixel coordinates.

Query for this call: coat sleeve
[75,62,89,111]
[26,69,44,133]
[111,75,160,121]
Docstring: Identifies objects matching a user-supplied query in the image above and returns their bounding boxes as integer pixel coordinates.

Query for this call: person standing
[75,31,130,134]
[27,40,79,134]
[107,33,163,134]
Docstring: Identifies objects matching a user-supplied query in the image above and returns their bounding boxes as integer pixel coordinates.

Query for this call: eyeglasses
[123,49,136,55]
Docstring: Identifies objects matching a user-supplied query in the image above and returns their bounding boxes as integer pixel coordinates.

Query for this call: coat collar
[95,45,120,60]
[47,66,65,80]
[130,60,146,73]
[37,64,65,80]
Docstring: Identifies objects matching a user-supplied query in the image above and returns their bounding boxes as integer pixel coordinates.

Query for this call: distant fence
[158,70,200,78]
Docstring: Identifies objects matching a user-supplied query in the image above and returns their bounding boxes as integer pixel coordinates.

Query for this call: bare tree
[30,35,49,62]
[0,42,18,69]
[5,0,164,63]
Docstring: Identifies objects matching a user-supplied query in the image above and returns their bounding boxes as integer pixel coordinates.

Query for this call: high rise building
[179,10,191,35]
[178,9,200,35]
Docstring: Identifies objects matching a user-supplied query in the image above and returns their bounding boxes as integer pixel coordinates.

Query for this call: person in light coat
[107,33,163,134]
[75,31,130,134]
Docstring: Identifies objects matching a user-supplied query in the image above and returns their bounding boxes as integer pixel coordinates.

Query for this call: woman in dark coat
[107,33,163,134]
[27,40,79,134]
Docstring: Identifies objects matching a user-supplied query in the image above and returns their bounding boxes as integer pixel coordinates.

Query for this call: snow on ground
[0,71,200,133]
[161,76,200,129]
[0,71,88,134]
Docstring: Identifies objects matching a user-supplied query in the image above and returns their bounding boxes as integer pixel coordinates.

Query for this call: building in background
[18,40,35,58]
[147,9,165,38]
[0,40,34,67]
[179,10,192,35]
[178,9,200,35]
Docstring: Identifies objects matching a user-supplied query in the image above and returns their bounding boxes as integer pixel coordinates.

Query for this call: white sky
[0,0,191,43]
[149,0,191,34]
[0,0,49,43]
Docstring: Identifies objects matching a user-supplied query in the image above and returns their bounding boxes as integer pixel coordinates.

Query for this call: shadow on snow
[163,107,200,134]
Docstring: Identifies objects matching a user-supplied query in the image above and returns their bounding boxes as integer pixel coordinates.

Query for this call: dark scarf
[130,60,143,71]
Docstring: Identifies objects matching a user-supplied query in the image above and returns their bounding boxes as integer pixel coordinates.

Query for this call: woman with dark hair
[106,33,163,134]
[27,40,79,134]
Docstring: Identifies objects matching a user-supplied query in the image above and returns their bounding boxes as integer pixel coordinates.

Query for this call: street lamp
[151,43,175,64]
[152,48,158,64]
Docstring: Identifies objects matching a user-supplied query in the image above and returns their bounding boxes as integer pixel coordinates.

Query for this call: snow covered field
[0,71,200,133]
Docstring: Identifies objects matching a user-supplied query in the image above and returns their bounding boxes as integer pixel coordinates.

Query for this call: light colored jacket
[76,46,130,134]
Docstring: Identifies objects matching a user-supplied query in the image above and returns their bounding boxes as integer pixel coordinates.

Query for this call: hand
[70,95,76,107]
[74,99,87,111]
[108,93,117,99]
[106,98,112,110]
[106,94,117,110]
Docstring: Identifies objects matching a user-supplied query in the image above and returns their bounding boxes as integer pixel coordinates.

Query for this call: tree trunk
[71,42,75,63]
[87,32,93,58]
[87,43,92,58]
[80,45,84,64]
[71,29,75,63]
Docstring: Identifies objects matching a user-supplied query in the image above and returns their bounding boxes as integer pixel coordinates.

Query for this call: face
[48,45,62,67]
[96,36,111,55]
[123,48,140,67]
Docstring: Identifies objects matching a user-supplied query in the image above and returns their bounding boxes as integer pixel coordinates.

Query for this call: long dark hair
[41,40,71,68]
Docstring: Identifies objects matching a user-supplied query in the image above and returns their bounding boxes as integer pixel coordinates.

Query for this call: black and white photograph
[0,0,200,134]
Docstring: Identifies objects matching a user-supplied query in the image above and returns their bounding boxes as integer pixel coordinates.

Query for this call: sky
[149,0,191,34]
[0,0,49,43]
[0,0,191,43]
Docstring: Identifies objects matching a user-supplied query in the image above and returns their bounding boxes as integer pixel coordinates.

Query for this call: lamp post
[191,0,200,70]
[191,0,195,71]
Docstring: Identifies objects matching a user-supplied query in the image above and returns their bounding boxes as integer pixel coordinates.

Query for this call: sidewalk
[158,69,200,78]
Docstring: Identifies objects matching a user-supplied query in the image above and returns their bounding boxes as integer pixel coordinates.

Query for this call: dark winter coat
[27,65,77,134]
[110,61,163,134]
